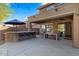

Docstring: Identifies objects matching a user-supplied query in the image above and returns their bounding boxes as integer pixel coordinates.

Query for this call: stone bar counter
[4,31,36,42]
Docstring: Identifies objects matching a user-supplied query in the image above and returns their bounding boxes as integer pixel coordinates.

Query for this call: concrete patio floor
[0,37,79,56]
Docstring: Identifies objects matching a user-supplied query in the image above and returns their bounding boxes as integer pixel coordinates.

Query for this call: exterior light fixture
[55,8,58,11]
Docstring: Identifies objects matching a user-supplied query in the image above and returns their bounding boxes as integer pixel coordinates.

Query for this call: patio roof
[38,3,54,10]
[30,11,74,24]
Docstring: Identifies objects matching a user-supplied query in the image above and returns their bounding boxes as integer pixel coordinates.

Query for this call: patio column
[73,10,79,48]
[50,20,58,33]
[27,22,32,31]
[65,22,72,39]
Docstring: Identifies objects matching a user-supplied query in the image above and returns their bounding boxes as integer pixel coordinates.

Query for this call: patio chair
[18,32,30,41]
[18,32,36,41]
[29,32,36,38]
[39,31,46,38]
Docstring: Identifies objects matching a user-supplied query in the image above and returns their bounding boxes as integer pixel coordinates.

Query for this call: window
[40,25,46,33]
[45,5,55,11]
[45,3,64,11]
[41,25,45,29]
[46,24,52,32]
[55,3,64,7]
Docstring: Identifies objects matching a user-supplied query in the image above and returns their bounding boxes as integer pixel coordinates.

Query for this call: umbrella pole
[16,25,17,32]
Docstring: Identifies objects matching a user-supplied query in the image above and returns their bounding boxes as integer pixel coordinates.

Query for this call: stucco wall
[28,4,79,22]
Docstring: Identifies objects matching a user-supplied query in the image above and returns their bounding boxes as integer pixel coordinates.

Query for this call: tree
[0,3,13,22]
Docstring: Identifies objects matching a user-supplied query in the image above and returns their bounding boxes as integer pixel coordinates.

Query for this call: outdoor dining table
[4,31,36,42]
[45,32,58,40]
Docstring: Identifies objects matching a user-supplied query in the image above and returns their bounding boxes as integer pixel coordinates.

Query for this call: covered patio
[29,12,73,43]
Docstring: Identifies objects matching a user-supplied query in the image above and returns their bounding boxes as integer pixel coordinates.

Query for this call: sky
[4,3,44,22]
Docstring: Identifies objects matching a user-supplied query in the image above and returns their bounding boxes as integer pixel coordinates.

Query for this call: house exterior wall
[28,3,79,48]
[28,3,79,22]
[73,9,79,48]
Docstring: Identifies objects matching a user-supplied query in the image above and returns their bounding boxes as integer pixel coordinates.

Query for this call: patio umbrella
[4,19,26,31]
